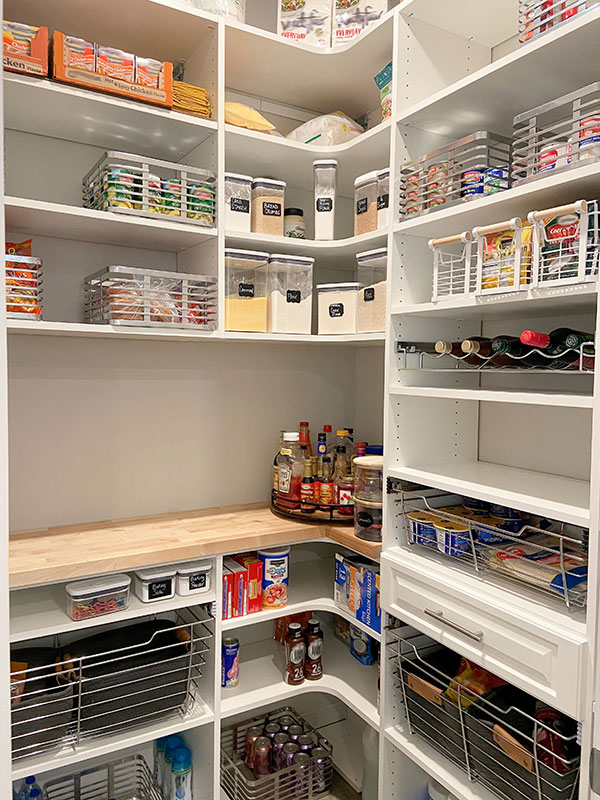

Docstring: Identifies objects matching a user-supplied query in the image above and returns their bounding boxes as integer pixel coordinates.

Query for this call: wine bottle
[461,337,514,367]
[521,328,594,369]
[436,340,482,366]
[490,336,549,368]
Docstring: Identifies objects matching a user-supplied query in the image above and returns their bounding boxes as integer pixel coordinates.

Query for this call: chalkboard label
[316,197,333,212]
[329,303,344,318]
[364,287,375,302]
[286,290,301,304]
[356,198,368,215]
[148,578,172,600]
[238,283,255,298]
[189,572,207,591]
[230,197,250,213]
[263,201,282,216]
[377,193,390,210]
[357,511,374,528]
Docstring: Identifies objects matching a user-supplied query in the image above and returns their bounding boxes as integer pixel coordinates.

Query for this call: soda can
[283,742,299,767]
[311,747,332,794]
[272,732,289,770]
[278,715,296,732]
[264,722,280,740]
[221,637,239,688]
[293,752,311,800]
[297,734,314,753]
[287,724,303,742]
[244,726,263,769]
[253,736,272,779]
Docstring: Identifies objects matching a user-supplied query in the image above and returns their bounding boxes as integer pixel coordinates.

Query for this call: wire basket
[84,266,218,330]
[11,606,213,762]
[82,150,217,227]
[221,706,333,800]
[473,217,534,295]
[519,0,600,43]
[5,255,43,320]
[388,626,581,800]
[43,754,162,800]
[395,488,587,609]
[430,231,475,301]
[512,82,600,187]
[399,131,511,220]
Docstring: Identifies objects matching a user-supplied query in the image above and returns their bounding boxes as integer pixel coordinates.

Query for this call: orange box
[52,31,173,108]
[3,22,48,77]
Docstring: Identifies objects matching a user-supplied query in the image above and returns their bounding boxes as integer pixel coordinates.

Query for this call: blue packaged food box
[350,625,374,665]
[334,553,381,635]
[356,565,381,635]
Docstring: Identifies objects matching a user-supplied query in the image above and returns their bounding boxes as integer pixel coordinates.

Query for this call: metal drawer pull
[424,608,484,642]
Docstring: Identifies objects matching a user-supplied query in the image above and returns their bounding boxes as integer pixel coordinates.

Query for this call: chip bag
[446,657,507,707]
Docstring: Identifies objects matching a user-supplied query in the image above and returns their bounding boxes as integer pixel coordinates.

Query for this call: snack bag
[480,221,532,291]
[97,46,134,82]
[64,36,96,72]
[445,657,507,707]
[135,56,162,88]
[278,0,332,48]
[540,211,581,282]
[3,21,38,55]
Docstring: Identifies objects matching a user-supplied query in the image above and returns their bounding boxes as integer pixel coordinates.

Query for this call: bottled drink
[170,746,193,800]
[490,335,550,368]
[332,447,354,514]
[284,622,306,685]
[323,424,334,454]
[276,433,303,510]
[333,430,353,471]
[300,457,316,514]
[17,779,41,800]
[273,431,284,493]
[299,421,312,455]
[521,328,595,368]
[304,617,323,680]
[316,432,327,458]
[345,426,354,442]
[461,337,516,367]
[436,339,485,366]
[318,456,333,510]
[163,736,185,797]
[272,732,290,770]
[155,737,168,789]
[355,442,367,458]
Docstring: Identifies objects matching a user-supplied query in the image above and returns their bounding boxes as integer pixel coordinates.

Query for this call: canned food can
[221,636,239,687]
[463,496,489,510]
[471,513,509,545]
[405,204,421,216]
[428,196,446,209]
[483,167,508,194]
[293,752,311,800]
[297,734,314,753]
[253,736,272,778]
[538,140,572,172]
[434,520,471,557]
[278,715,296,732]
[187,182,214,224]
[272,732,289,771]
[147,173,162,212]
[427,161,449,180]
[489,504,520,519]
[283,742,299,767]
[258,547,289,609]
[579,117,600,160]
[461,169,484,197]
[244,726,263,769]
[103,167,139,209]
[406,511,438,547]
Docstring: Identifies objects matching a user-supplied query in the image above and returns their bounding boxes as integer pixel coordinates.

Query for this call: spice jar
[313,159,338,241]
[354,171,378,236]
[317,282,359,335]
[356,247,387,332]
[376,168,390,228]
[283,208,306,239]
[251,178,286,236]
[224,172,252,232]
[225,248,269,332]
[267,254,314,334]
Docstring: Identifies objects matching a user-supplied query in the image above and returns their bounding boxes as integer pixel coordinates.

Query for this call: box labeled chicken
[278,0,332,47]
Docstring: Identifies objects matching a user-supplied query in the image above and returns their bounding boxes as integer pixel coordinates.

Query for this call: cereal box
[223,557,248,617]
[233,553,263,614]
[135,56,162,88]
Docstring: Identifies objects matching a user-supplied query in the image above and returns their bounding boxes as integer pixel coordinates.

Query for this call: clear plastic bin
[377,168,390,228]
[313,159,338,241]
[356,248,387,332]
[225,248,269,332]
[251,178,286,236]
[354,171,378,236]
[224,172,252,232]
[354,499,383,541]
[317,282,359,334]
[66,574,131,621]
[353,455,383,502]
[177,561,212,596]
[267,254,314,334]
[134,566,177,602]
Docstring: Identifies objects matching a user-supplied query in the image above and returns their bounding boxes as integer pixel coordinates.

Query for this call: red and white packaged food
[97,45,135,81]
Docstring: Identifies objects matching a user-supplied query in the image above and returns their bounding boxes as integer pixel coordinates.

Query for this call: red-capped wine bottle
[521,328,594,369]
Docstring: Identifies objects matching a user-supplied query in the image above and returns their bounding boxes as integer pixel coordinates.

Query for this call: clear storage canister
[353,455,383,502]
[377,167,390,228]
[354,171,378,235]
[225,248,269,332]
[356,247,387,332]
[313,159,338,241]
[317,282,359,335]
[251,178,286,236]
[267,254,314,334]
[224,172,252,232]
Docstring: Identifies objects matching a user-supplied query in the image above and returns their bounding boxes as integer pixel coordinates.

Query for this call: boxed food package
[222,568,234,620]
[333,0,388,45]
[350,624,375,665]
[278,0,332,47]
[223,557,248,617]
[63,35,96,72]
[374,60,392,121]
[233,553,263,613]
[97,45,135,82]
[3,21,48,77]
[334,552,381,634]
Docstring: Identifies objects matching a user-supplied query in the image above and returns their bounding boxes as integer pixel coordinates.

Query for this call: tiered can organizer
[270,490,354,526]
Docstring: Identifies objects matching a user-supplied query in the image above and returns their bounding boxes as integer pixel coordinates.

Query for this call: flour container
[225,248,269,332]
[251,179,286,236]
[356,248,387,332]
[354,171,378,235]
[224,172,252,232]
[267,254,314,334]
[313,159,338,240]
[317,282,359,334]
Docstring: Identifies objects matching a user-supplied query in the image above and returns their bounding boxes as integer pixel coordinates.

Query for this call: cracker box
[3,21,48,77]
[223,557,248,617]
[278,0,332,47]
[233,553,263,614]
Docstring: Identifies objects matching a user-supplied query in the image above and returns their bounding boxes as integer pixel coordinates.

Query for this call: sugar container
[225,248,269,332]
[313,159,338,240]
[66,574,131,620]
[224,172,252,232]
[317,282,359,334]
[177,560,212,596]
[251,178,286,236]
[356,247,387,332]
[354,171,378,235]
[267,254,314,334]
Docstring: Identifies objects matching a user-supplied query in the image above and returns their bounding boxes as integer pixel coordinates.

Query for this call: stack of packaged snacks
[2,21,48,76]
[5,239,43,319]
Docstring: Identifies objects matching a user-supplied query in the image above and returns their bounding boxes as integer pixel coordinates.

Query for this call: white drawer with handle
[382,548,588,719]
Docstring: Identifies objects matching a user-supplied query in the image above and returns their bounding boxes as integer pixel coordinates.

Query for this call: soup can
[258,547,290,609]
[221,636,239,688]
[434,520,471,557]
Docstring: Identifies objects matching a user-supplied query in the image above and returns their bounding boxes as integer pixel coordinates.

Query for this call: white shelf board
[11,695,213,780]
[398,0,518,47]
[393,161,600,239]
[389,385,594,408]
[392,283,598,319]
[387,462,590,527]
[225,229,387,267]
[224,11,394,118]
[9,582,216,643]
[7,320,384,346]
[220,625,379,729]
[384,725,499,800]
[396,6,600,137]
[5,197,217,252]
[4,75,216,162]
[225,121,391,198]
[222,558,381,641]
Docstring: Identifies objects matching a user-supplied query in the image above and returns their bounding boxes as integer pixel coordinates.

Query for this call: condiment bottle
[276,432,302,510]
[300,457,316,514]
[273,430,284,493]
[284,622,306,685]
[318,457,333,510]
[299,421,312,455]
[304,617,323,680]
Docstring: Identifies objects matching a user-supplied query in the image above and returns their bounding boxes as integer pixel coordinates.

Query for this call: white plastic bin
[66,574,131,621]
[314,159,338,241]
[134,566,177,602]
[354,171,378,235]
[317,283,359,334]
[267,254,314,334]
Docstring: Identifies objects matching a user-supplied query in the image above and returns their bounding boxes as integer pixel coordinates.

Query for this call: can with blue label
[483,167,508,194]
[258,547,290,609]
[406,511,438,547]
[461,169,484,197]
[435,520,471,557]
[222,637,240,688]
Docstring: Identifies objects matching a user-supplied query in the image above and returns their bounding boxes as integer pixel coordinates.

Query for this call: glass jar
[224,172,252,232]
[225,248,269,332]
[353,455,383,503]
[313,159,338,241]
[354,171,378,236]
[376,167,390,228]
[251,178,286,236]
[356,247,387,332]
[267,254,314,334]
[284,208,306,239]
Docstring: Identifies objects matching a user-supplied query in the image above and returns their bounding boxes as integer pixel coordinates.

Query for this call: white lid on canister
[377,167,390,179]
[356,248,388,265]
[252,178,286,189]
[269,254,315,267]
[225,248,270,263]
[316,282,361,291]
[258,547,291,555]
[177,560,212,576]
[313,159,339,168]
[354,170,379,187]
[353,455,384,469]
[224,172,253,183]
[135,566,177,581]
[66,573,131,598]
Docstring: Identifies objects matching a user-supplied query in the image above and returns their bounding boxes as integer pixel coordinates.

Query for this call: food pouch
[446,657,507,707]
[333,0,388,45]
[135,56,162,88]
[278,0,332,47]
[3,21,38,55]
[97,45,134,81]
[64,36,96,72]
[481,221,532,290]
[540,212,581,281]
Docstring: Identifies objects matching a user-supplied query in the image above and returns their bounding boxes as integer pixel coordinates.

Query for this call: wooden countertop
[9,503,382,588]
